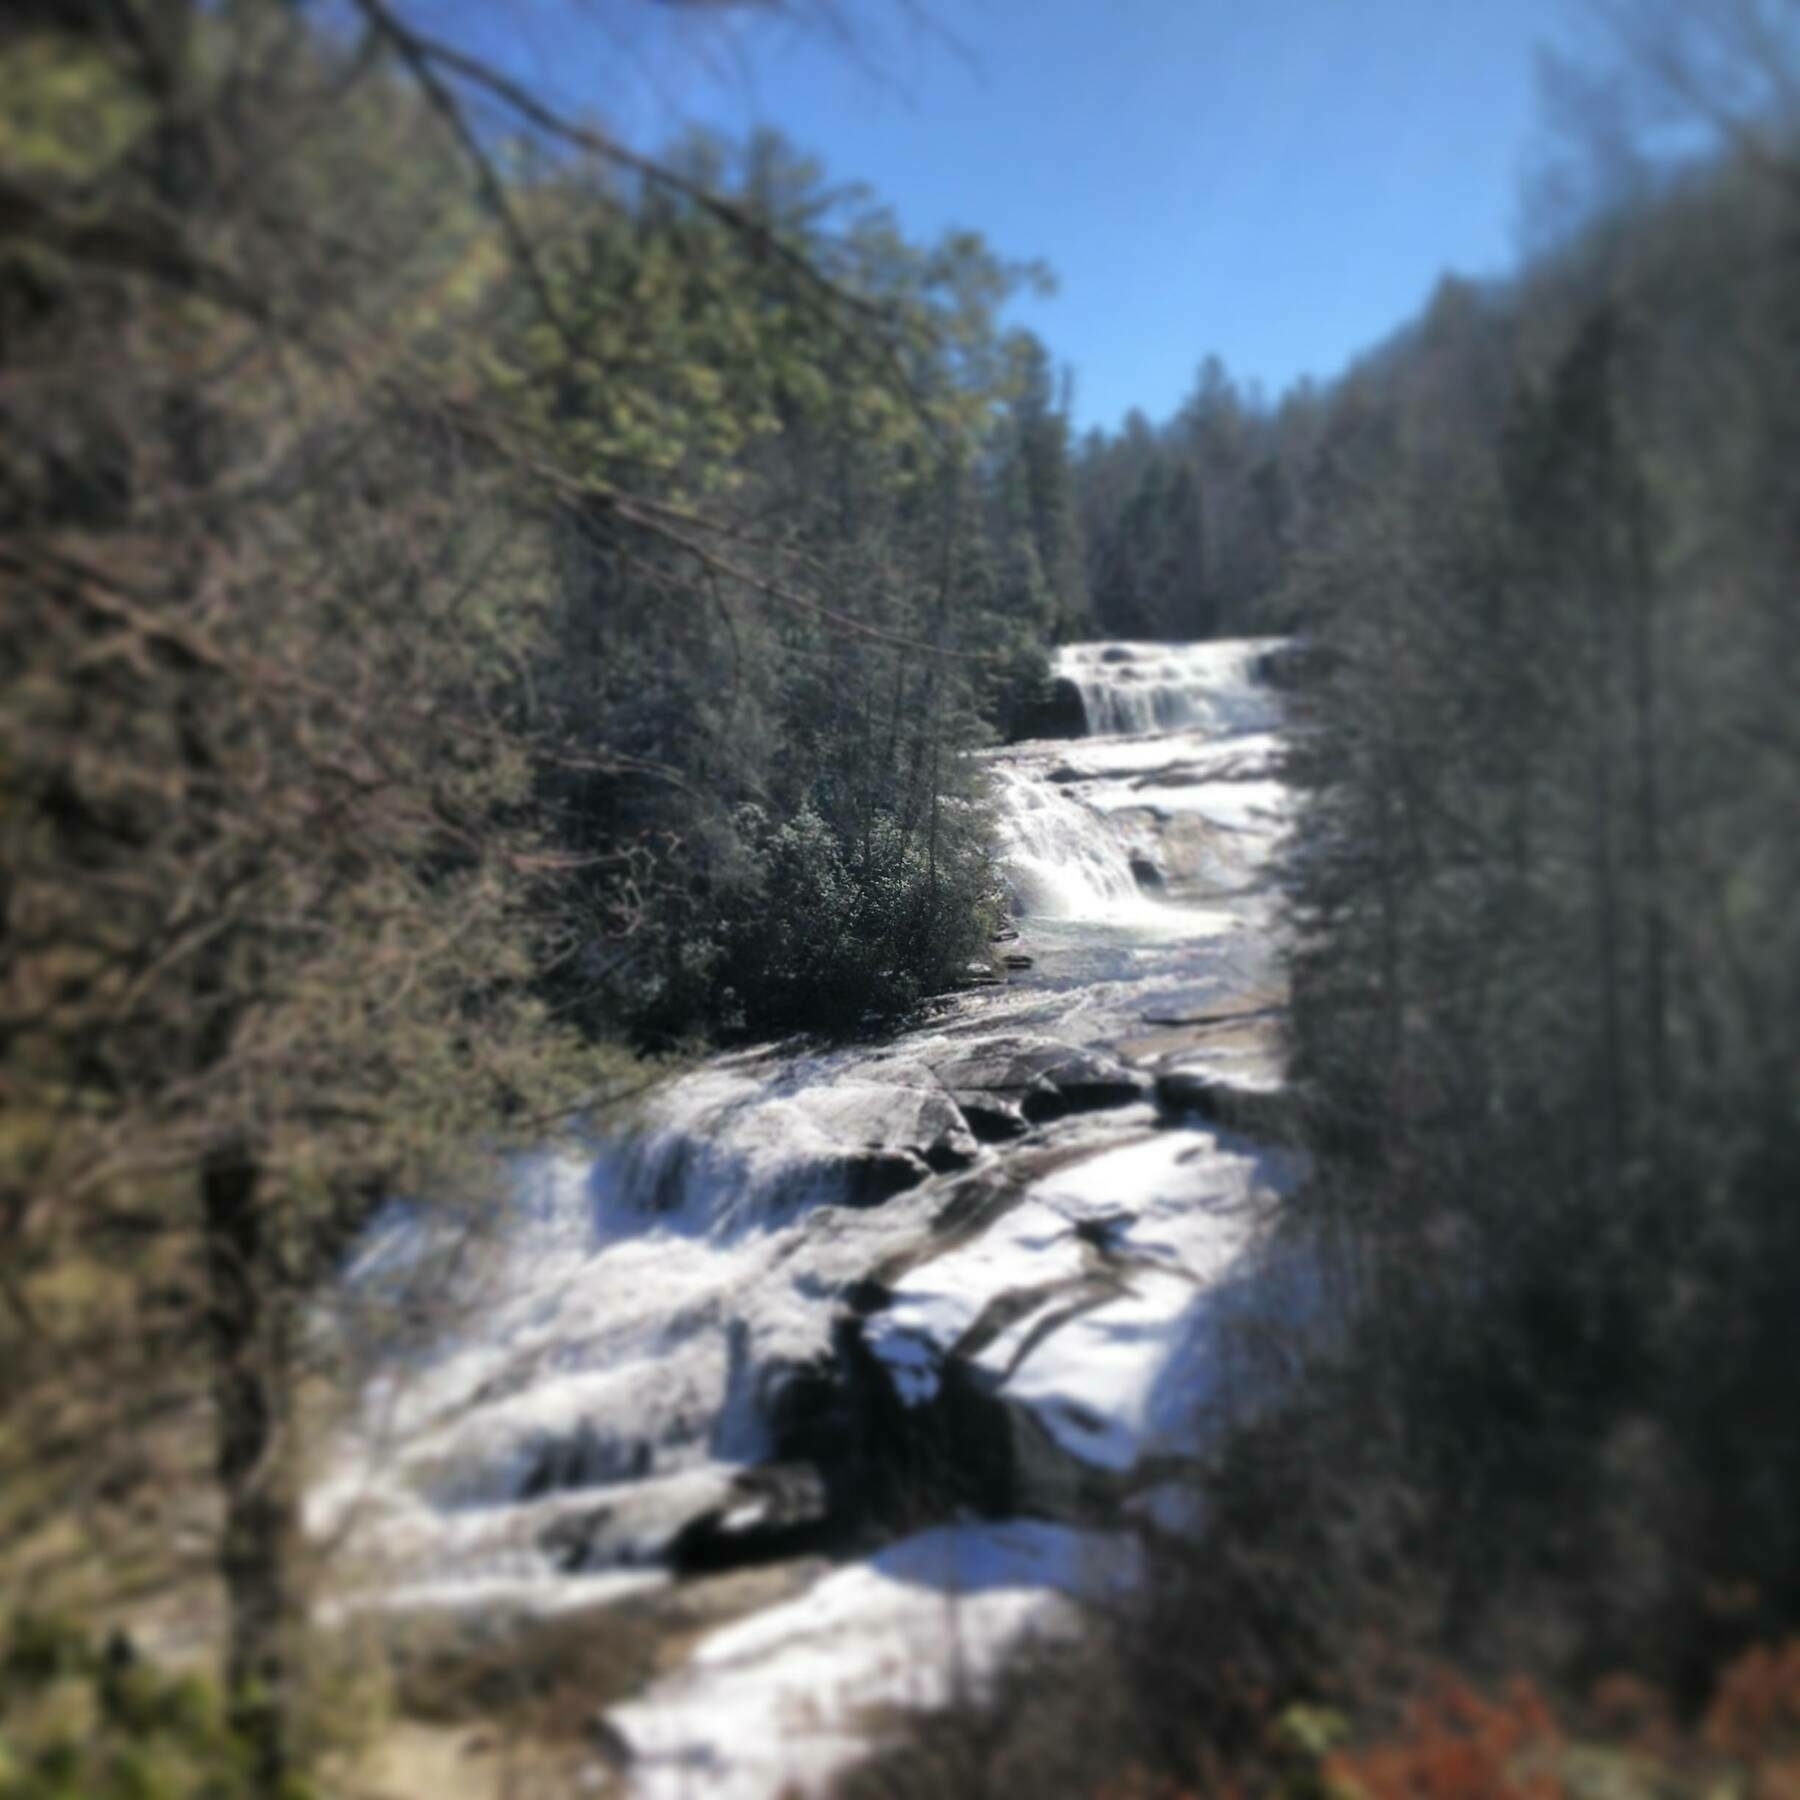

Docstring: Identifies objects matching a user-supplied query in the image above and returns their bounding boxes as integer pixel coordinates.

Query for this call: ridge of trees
[844,7,1800,1794]
[1276,32,1800,1705]
[0,2,1093,1785]
[1076,352,1314,641]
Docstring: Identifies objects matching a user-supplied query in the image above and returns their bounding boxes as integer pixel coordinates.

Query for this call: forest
[1,1,1798,1796]
[864,9,1800,1793]
[0,1,1082,1786]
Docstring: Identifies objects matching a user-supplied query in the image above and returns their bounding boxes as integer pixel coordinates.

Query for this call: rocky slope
[313,637,1308,1797]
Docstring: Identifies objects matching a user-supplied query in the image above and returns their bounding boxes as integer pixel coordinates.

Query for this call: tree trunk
[1588,666,1628,1202]
[202,1140,298,1794]
[1625,473,1669,1127]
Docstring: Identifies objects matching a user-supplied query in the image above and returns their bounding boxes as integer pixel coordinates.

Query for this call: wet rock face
[785,1081,981,1203]
[708,1039,1151,1214]
[761,1317,968,1532]
[519,1424,653,1500]
[538,1504,613,1573]
[760,1353,857,1474]
[956,1093,1031,1143]
[1007,675,1089,742]
[837,1147,932,1207]
[933,1035,1151,1126]
[788,1293,1129,1530]
[318,638,1301,1786]
[667,1463,834,1574]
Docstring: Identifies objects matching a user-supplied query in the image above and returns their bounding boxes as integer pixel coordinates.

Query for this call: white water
[316,637,1305,1795]
[1056,639,1283,739]
[610,1521,1143,1799]
[989,761,1143,919]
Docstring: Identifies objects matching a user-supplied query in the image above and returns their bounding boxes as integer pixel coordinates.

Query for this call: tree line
[1123,2,1800,1776]
[850,5,1800,1793]
[1277,2,1800,1702]
[1075,354,1318,640]
[0,2,1094,1788]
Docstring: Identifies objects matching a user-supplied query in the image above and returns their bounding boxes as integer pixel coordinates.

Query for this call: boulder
[953,961,1004,990]
[840,1277,894,1316]
[932,1035,1149,1125]
[923,1138,979,1175]
[837,1147,932,1207]
[1129,857,1164,891]
[956,1093,1031,1143]
[800,1082,980,1179]
[1021,1048,1150,1121]
[667,1462,833,1574]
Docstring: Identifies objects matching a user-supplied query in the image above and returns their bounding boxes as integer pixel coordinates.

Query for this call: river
[312,637,1309,1797]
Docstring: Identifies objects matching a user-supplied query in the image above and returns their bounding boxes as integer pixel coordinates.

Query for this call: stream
[312,637,1310,1797]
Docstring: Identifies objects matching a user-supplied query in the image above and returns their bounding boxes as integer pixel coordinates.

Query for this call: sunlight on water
[317,637,1301,1792]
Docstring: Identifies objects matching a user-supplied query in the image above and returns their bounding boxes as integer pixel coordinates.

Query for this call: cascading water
[317,639,1306,1798]
[989,761,1142,918]
[1056,638,1283,739]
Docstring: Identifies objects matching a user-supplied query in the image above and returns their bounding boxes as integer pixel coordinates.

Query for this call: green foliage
[511,142,1075,1043]
[0,21,1079,1780]
[0,33,148,179]
[717,800,1001,1034]
[1077,357,1311,640]
[1266,55,1800,1716]
[851,30,1800,1800]
[0,1615,309,1800]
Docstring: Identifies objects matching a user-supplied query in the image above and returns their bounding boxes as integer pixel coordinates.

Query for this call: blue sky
[465,0,1580,432]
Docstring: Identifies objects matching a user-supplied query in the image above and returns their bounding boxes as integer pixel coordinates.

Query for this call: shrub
[0,1613,313,1800]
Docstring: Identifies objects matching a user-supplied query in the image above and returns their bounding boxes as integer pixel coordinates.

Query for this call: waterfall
[989,635,1287,922]
[317,637,1299,1762]
[990,762,1142,919]
[1056,639,1284,739]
